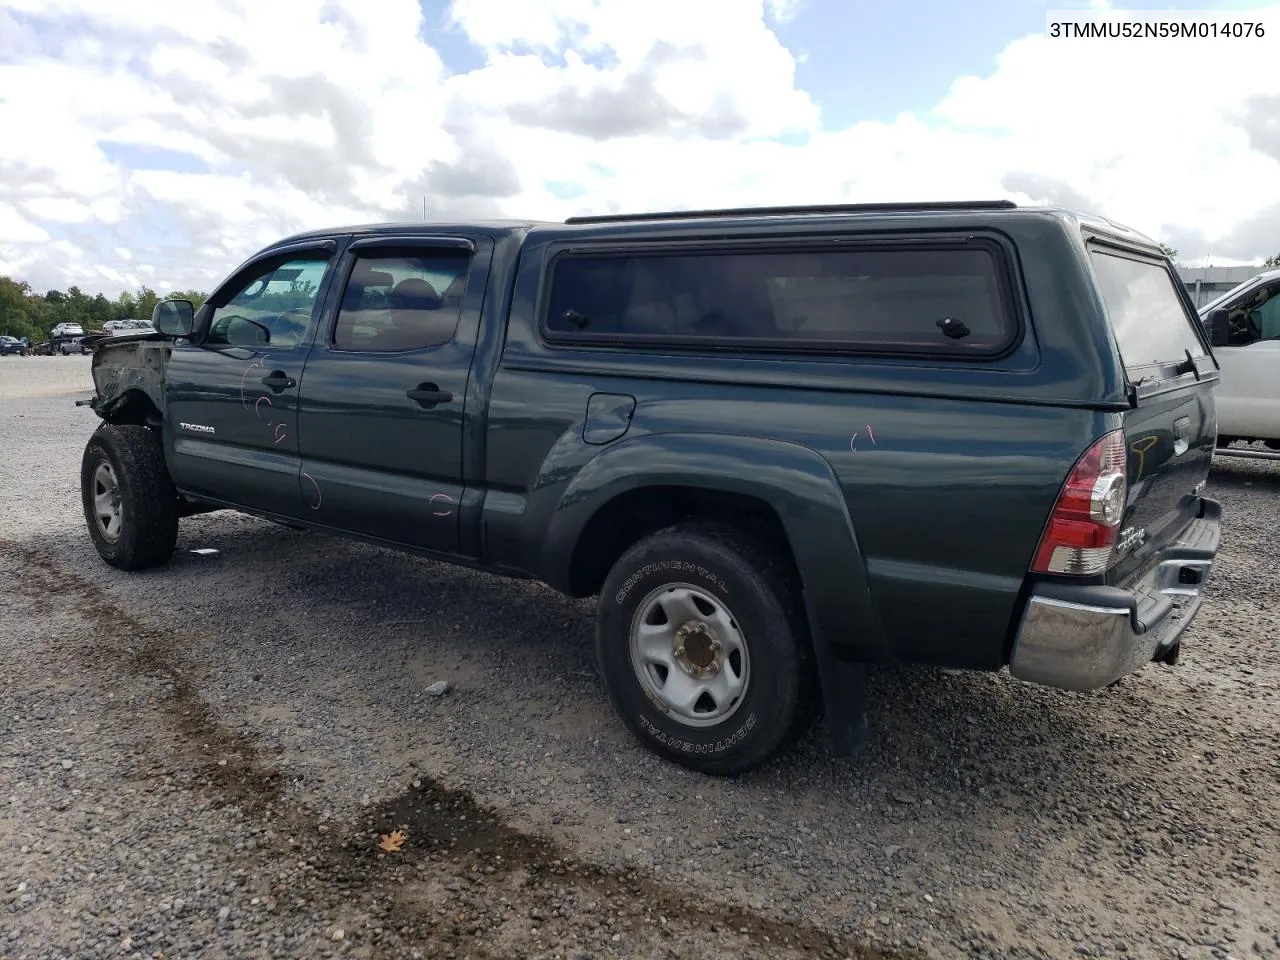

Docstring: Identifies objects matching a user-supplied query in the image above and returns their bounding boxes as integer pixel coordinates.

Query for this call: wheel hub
[673,621,722,678]
[628,582,750,729]
[92,461,124,543]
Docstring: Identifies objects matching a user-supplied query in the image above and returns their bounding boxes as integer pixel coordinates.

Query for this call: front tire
[81,424,179,570]
[596,522,816,776]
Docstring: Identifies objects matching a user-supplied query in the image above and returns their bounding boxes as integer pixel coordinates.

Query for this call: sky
[1,0,1279,297]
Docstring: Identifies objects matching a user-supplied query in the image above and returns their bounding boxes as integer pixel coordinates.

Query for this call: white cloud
[765,0,805,23]
[0,206,51,244]
[0,0,1278,295]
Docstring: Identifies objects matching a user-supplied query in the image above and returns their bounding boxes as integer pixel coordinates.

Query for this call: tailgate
[1088,246,1217,583]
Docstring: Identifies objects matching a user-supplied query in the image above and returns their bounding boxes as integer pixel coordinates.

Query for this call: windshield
[1090,249,1208,377]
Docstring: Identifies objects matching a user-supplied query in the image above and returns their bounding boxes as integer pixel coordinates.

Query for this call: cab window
[206,257,330,348]
[331,250,471,353]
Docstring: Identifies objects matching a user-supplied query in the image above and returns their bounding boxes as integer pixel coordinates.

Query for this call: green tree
[169,289,208,309]
[0,277,48,341]
[0,274,210,338]
[133,286,160,322]
[1264,253,1280,268]
[115,289,138,318]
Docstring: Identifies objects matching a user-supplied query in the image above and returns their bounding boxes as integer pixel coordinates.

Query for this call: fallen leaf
[378,829,407,852]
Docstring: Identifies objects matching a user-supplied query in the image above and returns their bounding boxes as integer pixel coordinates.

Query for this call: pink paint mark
[850,424,877,452]
[255,394,273,419]
[429,492,456,517]
[239,356,267,409]
[302,472,322,510]
[274,423,287,444]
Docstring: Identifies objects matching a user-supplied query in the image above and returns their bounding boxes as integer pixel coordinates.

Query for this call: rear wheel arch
[565,484,798,598]
[544,433,890,664]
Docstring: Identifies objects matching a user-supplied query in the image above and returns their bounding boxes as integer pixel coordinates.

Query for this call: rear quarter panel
[484,213,1124,669]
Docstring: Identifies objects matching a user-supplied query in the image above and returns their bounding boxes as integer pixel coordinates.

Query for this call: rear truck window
[1089,249,1209,377]
[542,243,1017,356]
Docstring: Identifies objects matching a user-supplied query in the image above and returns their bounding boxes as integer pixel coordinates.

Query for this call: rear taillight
[1031,430,1128,576]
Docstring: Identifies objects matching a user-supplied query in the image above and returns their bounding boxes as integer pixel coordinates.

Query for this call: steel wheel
[628,582,751,728]
[91,461,123,542]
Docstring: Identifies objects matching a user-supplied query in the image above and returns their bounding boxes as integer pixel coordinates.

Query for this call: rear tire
[595,521,817,776]
[81,424,179,570]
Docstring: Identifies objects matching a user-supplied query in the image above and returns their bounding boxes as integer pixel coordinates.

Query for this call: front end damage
[77,333,217,520]
[79,333,173,425]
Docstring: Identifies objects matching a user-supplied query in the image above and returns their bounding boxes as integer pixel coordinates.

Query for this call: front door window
[206,257,329,348]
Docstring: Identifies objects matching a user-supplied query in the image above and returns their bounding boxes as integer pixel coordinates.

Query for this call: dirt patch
[3,538,923,960]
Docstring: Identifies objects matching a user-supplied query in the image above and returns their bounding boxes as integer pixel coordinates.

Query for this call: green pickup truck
[79,200,1224,775]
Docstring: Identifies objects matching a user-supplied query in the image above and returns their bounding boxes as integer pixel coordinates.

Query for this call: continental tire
[596,521,816,776]
[81,424,179,570]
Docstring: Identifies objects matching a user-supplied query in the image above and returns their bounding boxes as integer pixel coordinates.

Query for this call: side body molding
[539,432,890,664]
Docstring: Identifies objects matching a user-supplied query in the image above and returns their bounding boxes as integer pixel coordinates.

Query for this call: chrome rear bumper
[1009,498,1222,691]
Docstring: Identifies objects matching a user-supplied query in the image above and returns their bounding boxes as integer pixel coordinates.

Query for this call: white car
[51,322,84,338]
[1199,267,1280,449]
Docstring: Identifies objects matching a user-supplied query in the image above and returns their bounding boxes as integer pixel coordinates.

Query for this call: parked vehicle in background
[51,322,85,338]
[30,329,93,356]
[0,335,28,356]
[103,319,156,336]
[1199,267,1280,450]
[76,201,1223,775]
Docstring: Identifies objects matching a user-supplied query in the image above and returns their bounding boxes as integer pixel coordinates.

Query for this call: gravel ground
[1,354,1277,960]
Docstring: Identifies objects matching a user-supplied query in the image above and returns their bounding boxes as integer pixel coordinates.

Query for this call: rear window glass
[1089,250,1208,375]
[543,245,1015,354]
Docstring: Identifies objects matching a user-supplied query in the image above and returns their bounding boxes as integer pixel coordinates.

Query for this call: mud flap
[803,590,871,757]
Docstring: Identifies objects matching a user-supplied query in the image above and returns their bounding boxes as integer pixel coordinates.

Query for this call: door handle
[261,371,296,391]
[406,384,453,407]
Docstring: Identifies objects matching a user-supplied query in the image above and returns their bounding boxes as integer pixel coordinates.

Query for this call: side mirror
[1204,307,1231,348]
[153,299,194,338]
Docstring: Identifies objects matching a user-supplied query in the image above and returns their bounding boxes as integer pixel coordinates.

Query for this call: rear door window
[331,250,471,353]
[1089,249,1209,377]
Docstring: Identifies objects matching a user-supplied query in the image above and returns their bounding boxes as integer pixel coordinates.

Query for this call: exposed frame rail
[1213,447,1280,463]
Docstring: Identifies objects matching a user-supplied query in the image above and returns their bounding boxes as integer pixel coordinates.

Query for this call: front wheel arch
[98,388,163,428]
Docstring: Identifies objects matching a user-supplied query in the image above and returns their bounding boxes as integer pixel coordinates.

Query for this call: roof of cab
[271,219,550,247]
[269,201,1162,254]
